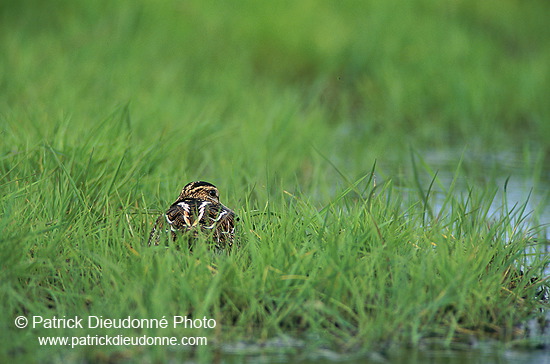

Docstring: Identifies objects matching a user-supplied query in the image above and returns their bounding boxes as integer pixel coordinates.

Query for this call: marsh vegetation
[1,0,549,362]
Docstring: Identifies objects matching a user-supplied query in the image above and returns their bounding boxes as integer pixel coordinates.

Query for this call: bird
[148,181,236,251]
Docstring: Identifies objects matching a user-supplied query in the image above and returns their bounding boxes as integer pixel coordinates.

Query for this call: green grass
[1,0,549,362]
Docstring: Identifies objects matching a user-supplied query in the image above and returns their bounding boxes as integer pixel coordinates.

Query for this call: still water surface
[219,345,550,364]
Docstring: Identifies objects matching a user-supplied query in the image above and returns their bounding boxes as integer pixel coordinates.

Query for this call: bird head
[179,181,220,203]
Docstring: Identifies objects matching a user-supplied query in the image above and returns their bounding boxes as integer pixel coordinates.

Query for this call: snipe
[148,181,235,250]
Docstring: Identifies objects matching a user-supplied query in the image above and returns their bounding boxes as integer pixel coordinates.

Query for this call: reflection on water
[387,347,550,364]
[378,148,550,240]
[377,148,550,284]
[216,321,550,364]
[220,344,550,364]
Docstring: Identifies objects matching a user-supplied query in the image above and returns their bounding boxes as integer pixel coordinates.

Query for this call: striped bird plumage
[148,181,235,250]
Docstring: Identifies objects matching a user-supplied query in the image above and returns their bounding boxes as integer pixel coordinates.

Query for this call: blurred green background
[2,0,549,191]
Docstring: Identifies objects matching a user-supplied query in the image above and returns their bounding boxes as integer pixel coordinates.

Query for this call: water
[212,340,550,364]
[379,147,550,240]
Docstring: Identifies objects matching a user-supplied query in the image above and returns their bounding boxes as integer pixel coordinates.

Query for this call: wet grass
[1,0,549,362]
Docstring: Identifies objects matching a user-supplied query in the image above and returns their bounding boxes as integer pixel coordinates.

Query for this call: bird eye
[209,190,218,198]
